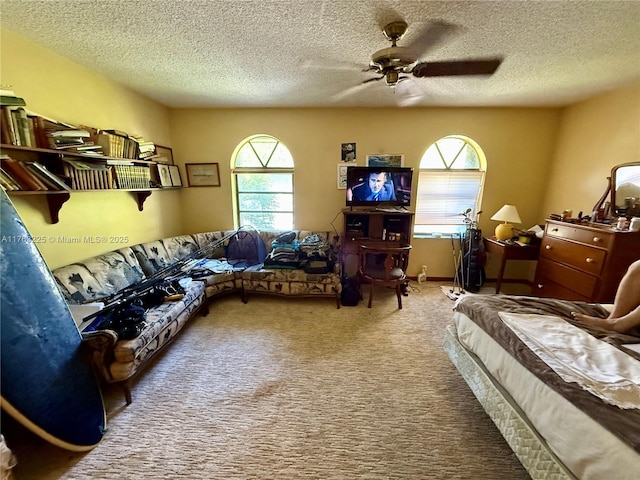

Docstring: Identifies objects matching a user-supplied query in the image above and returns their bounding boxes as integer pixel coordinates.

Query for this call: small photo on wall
[341,143,356,162]
[337,163,351,189]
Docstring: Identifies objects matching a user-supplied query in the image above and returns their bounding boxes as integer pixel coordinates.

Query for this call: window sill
[413,233,460,240]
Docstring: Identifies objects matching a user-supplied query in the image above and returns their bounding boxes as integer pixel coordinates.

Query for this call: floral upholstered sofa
[241,230,342,307]
[51,229,340,403]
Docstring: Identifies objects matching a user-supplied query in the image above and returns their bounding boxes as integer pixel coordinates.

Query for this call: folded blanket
[498,311,640,409]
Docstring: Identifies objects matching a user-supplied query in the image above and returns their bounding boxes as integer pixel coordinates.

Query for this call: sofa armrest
[81,329,118,382]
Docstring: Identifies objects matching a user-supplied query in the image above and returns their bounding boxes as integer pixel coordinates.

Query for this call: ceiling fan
[334,19,503,102]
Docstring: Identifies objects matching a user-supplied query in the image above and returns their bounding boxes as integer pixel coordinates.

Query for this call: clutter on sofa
[51,228,341,404]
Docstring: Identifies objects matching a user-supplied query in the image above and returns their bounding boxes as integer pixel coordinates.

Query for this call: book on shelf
[0,88,27,107]
[1,107,17,145]
[96,129,141,159]
[8,107,32,147]
[0,106,83,149]
[48,129,91,138]
[46,127,92,149]
[0,166,21,191]
[110,163,151,189]
[0,95,27,107]
[0,156,46,191]
[131,136,156,159]
[24,161,71,191]
[63,159,113,190]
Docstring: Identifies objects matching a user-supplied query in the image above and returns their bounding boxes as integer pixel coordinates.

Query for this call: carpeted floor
[3,282,530,479]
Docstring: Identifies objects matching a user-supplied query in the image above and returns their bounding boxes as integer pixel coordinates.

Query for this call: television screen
[346,167,413,207]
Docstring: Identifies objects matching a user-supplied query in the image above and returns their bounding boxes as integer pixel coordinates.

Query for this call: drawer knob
[585,257,594,263]
[537,284,543,289]
[593,236,601,243]
[551,228,559,232]
[545,245,552,250]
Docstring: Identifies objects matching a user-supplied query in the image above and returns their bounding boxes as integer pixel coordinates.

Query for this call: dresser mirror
[611,161,640,217]
[592,161,640,221]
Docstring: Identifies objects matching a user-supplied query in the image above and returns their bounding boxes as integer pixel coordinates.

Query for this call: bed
[443,295,640,480]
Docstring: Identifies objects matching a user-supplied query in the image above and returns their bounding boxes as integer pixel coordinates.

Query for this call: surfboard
[0,190,106,451]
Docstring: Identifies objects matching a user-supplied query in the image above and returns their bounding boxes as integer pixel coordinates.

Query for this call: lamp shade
[491,205,522,240]
[490,205,522,224]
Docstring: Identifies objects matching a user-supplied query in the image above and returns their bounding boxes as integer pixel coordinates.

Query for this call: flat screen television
[345,166,413,208]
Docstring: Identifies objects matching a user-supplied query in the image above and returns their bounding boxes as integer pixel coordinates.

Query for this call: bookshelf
[1,144,179,224]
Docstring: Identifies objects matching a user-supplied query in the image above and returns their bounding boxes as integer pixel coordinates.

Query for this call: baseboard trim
[411,276,533,287]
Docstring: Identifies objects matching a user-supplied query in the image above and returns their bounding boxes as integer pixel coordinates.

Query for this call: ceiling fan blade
[362,75,384,84]
[405,20,461,59]
[412,58,503,77]
[331,81,376,102]
[301,58,365,72]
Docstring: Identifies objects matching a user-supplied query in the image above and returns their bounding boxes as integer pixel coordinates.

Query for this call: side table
[483,237,540,294]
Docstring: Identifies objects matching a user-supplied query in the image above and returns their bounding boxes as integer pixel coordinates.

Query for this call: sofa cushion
[52,247,146,304]
[131,240,171,277]
[132,235,200,277]
[241,266,341,295]
[192,230,236,258]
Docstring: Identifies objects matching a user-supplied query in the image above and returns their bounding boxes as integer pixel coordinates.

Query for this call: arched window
[414,135,486,236]
[232,135,294,230]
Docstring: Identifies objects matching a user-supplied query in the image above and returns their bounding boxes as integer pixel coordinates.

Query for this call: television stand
[341,209,414,277]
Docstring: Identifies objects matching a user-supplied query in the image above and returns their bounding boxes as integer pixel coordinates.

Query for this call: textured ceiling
[1,0,639,108]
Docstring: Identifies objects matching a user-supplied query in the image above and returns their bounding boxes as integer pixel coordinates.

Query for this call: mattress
[448,295,640,480]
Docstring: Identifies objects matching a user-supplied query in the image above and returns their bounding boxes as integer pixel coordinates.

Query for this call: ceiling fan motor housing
[370,46,416,71]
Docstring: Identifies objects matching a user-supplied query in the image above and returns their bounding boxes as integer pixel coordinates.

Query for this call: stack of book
[134,137,156,159]
[110,161,151,189]
[47,128,92,150]
[95,129,143,159]
[60,159,151,190]
[62,160,113,190]
[1,155,71,192]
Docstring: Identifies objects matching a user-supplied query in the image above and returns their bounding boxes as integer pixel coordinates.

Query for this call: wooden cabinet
[341,209,414,277]
[533,220,640,302]
[1,144,174,223]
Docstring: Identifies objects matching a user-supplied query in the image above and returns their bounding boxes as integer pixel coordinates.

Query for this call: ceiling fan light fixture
[385,70,399,86]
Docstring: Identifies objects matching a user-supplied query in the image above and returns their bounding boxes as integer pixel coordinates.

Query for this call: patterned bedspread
[454,295,640,453]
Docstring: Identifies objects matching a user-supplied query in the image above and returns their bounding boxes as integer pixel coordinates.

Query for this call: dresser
[533,220,640,303]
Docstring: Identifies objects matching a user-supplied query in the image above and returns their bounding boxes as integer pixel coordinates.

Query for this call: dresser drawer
[534,257,597,299]
[545,222,612,249]
[540,236,606,276]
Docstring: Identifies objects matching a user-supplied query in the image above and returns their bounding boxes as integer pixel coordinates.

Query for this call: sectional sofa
[52,229,341,403]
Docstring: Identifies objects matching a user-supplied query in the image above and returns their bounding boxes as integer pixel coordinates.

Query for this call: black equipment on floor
[458,228,486,292]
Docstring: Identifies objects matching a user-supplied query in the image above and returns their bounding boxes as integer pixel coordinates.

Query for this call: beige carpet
[4,282,530,479]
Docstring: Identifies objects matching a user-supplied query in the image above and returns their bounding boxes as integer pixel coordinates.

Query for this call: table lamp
[491,204,521,240]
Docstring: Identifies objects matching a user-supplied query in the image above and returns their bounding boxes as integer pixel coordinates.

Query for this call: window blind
[415,170,483,225]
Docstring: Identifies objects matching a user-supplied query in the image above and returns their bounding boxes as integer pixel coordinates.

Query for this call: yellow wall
[3,27,638,280]
[169,107,560,277]
[541,79,640,218]
[1,28,184,269]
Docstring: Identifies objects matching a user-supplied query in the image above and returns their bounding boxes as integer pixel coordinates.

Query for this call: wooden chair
[358,245,412,309]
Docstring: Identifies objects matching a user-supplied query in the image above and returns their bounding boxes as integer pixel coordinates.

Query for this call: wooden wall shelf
[1,144,179,223]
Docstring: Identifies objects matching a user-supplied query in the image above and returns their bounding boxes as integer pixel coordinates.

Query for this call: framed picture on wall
[337,163,352,189]
[154,145,174,165]
[157,164,173,187]
[185,163,220,187]
[366,154,404,168]
[168,165,182,187]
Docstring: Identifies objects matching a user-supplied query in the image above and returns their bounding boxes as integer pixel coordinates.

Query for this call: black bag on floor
[459,228,487,292]
[341,276,362,307]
